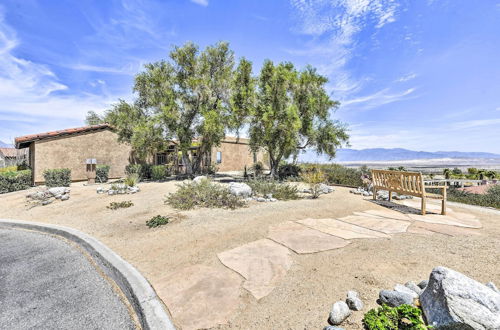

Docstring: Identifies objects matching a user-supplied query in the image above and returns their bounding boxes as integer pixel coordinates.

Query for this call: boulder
[417,280,428,289]
[228,182,252,197]
[329,301,351,325]
[60,194,70,201]
[394,284,419,299]
[193,176,208,184]
[405,281,422,295]
[346,290,363,311]
[379,290,414,307]
[48,187,69,196]
[420,266,500,330]
[486,282,499,293]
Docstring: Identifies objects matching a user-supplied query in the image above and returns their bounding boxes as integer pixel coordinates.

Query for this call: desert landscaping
[1,176,498,329]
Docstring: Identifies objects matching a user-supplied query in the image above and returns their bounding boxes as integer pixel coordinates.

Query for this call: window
[216,151,222,164]
[156,153,167,165]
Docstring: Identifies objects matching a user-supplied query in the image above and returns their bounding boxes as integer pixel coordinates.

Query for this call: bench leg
[388,191,392,202]
[421,197,426,215]
[373,188,377,200]
[441,189,447,215]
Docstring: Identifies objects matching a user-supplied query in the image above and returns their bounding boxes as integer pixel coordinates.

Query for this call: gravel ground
[1,180,499,329]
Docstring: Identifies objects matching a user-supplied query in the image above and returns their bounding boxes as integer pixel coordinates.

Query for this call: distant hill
[298,148,500,163]
[0,140,13,148]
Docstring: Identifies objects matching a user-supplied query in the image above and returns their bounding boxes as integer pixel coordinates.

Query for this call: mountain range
[0,141,13,148]
[299,148,500,163]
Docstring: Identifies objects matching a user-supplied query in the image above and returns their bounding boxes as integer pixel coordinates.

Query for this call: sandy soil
[1,180,499,329]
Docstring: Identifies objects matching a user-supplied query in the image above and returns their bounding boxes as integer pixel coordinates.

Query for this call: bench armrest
[424,185,447,190]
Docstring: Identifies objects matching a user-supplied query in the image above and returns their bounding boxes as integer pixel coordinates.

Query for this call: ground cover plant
[107,200,134,210]
[124,173,140,187]
[300,163,364,187]
[445,185,500,209]
[246,179,300,200]
[0,169,31,194]
[301,169,326,198]
[362,304,427,330]
[43,168,71,187]
[146,215,170,228]
[96,165,110,183]
[151,165,170,181]
[165,179,245,210]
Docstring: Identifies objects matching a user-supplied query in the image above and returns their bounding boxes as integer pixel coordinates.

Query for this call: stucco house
[15,124,266,185]
[0,147,18,168]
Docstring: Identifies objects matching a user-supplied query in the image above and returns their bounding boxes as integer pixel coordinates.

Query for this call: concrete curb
[0,219,175,330]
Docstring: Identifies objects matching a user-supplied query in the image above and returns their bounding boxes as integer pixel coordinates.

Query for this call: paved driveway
[0,227,138,330]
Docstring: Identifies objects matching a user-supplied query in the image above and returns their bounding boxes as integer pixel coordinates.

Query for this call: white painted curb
[0,219,175,330]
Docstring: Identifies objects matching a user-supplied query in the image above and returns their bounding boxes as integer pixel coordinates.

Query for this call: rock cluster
[26,187,70,206]
[324,290,364,329]
[302,183,335,195]
[349,187,413,200]
[97,184,140,195]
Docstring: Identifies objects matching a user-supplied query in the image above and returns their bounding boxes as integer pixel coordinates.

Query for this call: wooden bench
[371,169,447,215]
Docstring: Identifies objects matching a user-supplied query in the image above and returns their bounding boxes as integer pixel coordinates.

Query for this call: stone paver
[401,200,454,213]
[298,218,390,239]
[407,214,481,228]
[408,222,482,237]
[156,264,242,330]
[218,239,293,300]
[268,221,350,254]
[357,209,411,221]
[339,215,410,234]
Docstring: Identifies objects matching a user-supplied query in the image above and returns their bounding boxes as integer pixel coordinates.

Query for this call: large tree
[248,60,348,177]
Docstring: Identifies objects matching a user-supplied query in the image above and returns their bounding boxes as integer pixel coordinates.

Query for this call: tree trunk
[182,151,193,176]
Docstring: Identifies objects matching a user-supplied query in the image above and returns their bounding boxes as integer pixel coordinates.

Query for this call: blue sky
[1,0,499,153]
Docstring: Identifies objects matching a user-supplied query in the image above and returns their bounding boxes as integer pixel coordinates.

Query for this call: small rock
[329,301,351,325]
[41,199,53,206]
[404,281,423,295]
[128,186,140,194]
[108,190,115,195]
[379,290,414,307]
[96,187,104,194]
[362,191,371,196]
[60,194,69,201]
[265,193,273,199]
[346,290,363,311]
[269,198,277,202]
[417,280,428,289]
[395,284,419,299]
[485,282,499,293]
[48,187,70,196]
[54,194,62,200]
[323,327,345,330]
[256,197,266,202]
[318,183,334,194]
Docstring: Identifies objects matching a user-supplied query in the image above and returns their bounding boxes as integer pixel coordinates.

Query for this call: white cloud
[341,87,416,110]
[190,0,208,7]
[396,72,417,82]
[449,118,500,130]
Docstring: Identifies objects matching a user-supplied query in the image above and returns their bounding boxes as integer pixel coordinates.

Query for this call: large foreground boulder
[420,266,500,330]
[228,182,252,197]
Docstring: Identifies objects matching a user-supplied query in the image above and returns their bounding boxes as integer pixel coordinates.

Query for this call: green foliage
[0,169,32,194]
[126,164,152,180]
[146,215,170,228]
[124,173,140,187]
[301,169,326,198]
[0,165,18,173]
[107,200,134,210]
[96,165,110,183]
[445,185,500,209]
[388,166,407,171]
[85,110,105,125]
[300,163,364,187]
[165,179,245,210]
[249,61,348,177]
[278,163,301,180]
[362,304,427,330]
[250,161,264,177]
[151,165,170,181]
[43,168,71,187]
[452,167,462,175]
[246,179,300,200]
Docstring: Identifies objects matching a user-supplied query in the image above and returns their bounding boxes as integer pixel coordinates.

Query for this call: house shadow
[367,199,440,216]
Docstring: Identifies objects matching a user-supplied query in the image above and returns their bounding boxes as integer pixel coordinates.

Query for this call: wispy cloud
[341,87,416,110]
[449,118,500,130]
[190,0,208,7]
[396,72,417,82]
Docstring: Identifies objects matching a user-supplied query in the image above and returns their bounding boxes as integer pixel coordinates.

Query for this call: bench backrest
[371,169,425,197]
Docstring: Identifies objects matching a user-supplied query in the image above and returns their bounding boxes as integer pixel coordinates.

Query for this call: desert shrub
[301,169,326,198]
[278,163,301,180]
[444,185,500,209]
[247,179,300,200]
[107,200,134,210]
[96,165,110,183]
[0,169,32,194]
[250,161,265,177]
[165,179,245,210]
[124,173,140,187]
[151,165,170,181]
[363,304,427,330]
[126,163,152,180]
[0,165,18,173]
[300,164,363,187]
[43,168,71,187]
[146,215,170,228]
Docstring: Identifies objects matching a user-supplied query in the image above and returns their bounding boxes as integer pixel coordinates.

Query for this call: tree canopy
[87,42,349,176]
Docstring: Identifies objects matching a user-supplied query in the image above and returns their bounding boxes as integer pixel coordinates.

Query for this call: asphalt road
[0,227,137,330]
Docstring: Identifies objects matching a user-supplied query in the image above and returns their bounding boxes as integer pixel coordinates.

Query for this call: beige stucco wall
[211,139,267,172]
[33,129,132,183]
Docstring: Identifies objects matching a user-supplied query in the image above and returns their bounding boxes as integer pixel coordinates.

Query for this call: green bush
[126,164,152,180]
[43,168,71,187]
[247,179,300,200]
[96,165,110,183]
[363,304,427,330]
[165,179,245,210]
[300,163,363,187]
[151,165,170,181]
[278,163,301,180]
[146,215,170,228]
[107,200,134,210]
[0,165,18,173]
[444,185,500,209]
[0,169,32,194]
[124,173,140,187]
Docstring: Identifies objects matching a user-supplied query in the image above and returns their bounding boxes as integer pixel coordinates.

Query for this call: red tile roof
[15,124,111,148]
[458,184,499,195]
[0,147,17,158]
